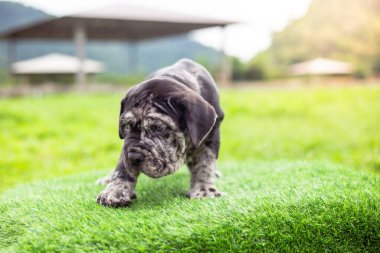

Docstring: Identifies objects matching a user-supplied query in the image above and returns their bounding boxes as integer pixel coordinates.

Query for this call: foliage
[194,55,220,77]
[231,56,249,81]
[231,51,285,81]
[249,0,380,78]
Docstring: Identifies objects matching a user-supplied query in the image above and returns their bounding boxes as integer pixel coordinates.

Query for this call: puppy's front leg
[97,156,139,207]
[187,146,223,198]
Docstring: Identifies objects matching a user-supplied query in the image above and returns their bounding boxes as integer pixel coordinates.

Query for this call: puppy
[97,59,224,207]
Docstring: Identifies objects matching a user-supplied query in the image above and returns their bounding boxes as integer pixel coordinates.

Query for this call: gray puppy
[97,59,224,207]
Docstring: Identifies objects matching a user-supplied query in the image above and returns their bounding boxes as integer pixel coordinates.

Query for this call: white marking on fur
[145,112,177,130]
[196,107,218,148]
[124,111,135,121]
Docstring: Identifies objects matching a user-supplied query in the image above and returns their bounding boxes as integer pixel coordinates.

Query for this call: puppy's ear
[119,97,126,139]
[177,93,217,148]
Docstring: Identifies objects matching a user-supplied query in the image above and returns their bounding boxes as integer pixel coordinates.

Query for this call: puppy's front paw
[187,186,224,199]
[96,184,136,208]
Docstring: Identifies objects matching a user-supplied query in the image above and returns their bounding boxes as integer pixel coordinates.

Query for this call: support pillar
[6,39,16,71]
[218,25,231,87]
[74,23,86,86]
[128,42,138,74]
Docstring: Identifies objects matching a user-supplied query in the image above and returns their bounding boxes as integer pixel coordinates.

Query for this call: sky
[7,0,312,61]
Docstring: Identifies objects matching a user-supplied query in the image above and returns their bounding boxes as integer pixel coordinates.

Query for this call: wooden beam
[74,23,86,86]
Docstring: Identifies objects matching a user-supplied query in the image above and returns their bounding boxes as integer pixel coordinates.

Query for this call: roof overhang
[0,5,236,41]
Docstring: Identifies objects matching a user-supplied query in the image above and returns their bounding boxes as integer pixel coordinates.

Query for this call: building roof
[289,58,353,76]
[11,53,105,74]
[0,4,236,41]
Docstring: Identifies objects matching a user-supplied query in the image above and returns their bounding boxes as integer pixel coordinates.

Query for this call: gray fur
[97,59,224,207]
[186,146,223,198]
[121,99,188,178]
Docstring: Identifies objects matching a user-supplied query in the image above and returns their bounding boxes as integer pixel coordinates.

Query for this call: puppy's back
[149,59,223,119]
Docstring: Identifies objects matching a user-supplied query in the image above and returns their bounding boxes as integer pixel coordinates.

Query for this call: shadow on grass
[122,170,190,211]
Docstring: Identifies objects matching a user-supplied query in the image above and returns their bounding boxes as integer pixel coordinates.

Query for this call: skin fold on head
[120,100,189,178]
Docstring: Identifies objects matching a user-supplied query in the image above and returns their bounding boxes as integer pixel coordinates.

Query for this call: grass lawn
[1,161,379,252]
[1,85,380,251]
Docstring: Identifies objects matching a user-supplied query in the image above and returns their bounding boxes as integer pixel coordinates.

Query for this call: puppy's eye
[124,122,132,130]
[150,124,166,132]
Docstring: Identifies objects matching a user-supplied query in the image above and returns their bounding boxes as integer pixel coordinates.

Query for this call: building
[1,4,235,85]
[289,58,353,76]
[12,53,104,84]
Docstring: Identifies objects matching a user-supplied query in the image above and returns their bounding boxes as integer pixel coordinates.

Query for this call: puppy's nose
[128,152,144,165]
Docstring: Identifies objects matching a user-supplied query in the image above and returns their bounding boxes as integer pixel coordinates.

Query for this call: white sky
[6,0,312,61]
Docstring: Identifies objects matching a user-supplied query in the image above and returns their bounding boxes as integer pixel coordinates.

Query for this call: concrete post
[218,25,231,87]
[128,42,138,74]
[74,23,86,86]
[6,39,16,71]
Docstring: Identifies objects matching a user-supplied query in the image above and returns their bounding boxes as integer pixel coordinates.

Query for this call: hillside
[0,1,220,76]
[0,1,51,33]
[250,0,380,78]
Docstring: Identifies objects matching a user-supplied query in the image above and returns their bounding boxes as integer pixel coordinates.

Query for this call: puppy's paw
[96,184,136,208]
[186,186,224,199]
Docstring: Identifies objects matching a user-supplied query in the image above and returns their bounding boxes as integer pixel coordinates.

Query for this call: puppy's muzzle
[128,151,145,166]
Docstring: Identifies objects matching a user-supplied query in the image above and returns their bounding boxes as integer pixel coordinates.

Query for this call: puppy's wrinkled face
[120,100,188,178]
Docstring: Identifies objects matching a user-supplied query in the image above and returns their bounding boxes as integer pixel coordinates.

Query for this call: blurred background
[0,0,379,191]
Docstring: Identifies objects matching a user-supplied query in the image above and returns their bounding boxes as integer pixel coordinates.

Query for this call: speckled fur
[186,147,222,198]
[121,100,189,178]
[97,59,224,208]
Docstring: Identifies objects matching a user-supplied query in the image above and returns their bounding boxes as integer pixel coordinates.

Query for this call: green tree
[250,0,380,78]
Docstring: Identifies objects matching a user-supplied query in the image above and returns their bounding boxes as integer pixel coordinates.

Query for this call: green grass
[1,85,380,251]
[221,86,380,170]
[0,94,122,191]
[1,161,379,252]
[1,86,380,192]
